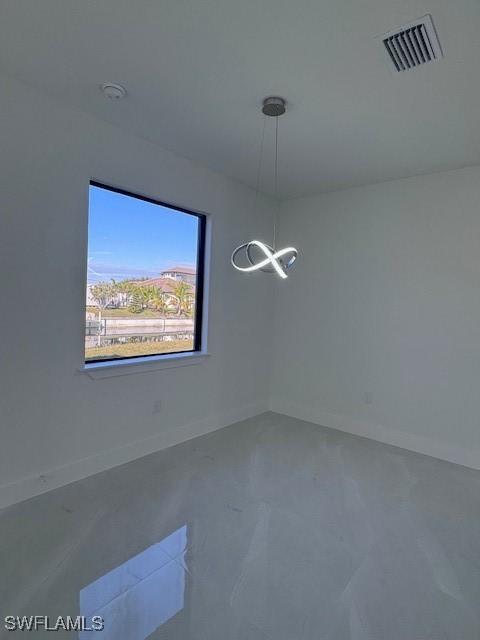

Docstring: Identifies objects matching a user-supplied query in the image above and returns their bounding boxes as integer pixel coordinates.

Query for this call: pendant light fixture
[231,97,298,279]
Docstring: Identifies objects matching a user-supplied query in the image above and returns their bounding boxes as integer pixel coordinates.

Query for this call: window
[85,182,206,364]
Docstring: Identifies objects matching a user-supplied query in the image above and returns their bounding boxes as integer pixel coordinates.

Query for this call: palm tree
[141,285,159,309]
[150,290,168,314]
[126,283,157,313]
[116,279,135,308]
[171,281,192,317]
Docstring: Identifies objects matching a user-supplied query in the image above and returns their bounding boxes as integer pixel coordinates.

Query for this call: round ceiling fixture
[100,83,127,100]
[261,96,286,117]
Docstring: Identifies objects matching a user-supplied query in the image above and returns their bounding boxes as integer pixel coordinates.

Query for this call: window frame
[85,180,207,366]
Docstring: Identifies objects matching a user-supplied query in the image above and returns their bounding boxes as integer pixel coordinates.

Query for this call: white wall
[5,70,480,509]
[271,166,480,468]
[0,73,275,506]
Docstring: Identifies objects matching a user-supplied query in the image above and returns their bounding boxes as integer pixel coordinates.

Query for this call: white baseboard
[270,399,480,471]
[0,403,266,509]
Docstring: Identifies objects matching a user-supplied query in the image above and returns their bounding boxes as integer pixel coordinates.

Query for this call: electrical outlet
[152,400,162,415]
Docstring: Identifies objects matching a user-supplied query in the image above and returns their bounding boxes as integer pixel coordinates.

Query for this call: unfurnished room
[1,1,480,638]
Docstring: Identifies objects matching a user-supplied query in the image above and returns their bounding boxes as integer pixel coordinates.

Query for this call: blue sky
[87,185,198,284]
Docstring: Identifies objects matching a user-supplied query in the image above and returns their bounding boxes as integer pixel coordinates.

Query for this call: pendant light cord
[255,115,267,203]
[273,114,279,250]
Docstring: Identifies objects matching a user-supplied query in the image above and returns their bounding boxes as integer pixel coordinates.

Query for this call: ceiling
[1,0,480,198]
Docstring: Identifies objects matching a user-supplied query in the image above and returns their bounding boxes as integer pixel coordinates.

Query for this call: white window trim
[79,351,210,379]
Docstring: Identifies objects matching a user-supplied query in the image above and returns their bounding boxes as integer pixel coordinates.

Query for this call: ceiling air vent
[382,15,442,72]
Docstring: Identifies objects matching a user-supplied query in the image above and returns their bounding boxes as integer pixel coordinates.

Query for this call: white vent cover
[382,15,442,72]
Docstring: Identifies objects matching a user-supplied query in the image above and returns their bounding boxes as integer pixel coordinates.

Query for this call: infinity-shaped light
[231,240,298,279]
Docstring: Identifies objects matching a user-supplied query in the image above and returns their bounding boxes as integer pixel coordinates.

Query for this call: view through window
[85,183,205,363]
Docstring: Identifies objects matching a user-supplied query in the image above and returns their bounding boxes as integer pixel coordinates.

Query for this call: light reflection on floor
[80,526,187,639]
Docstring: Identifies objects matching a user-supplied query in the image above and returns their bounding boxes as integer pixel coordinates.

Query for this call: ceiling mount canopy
[262,96,286,117]
[231,97,298,279]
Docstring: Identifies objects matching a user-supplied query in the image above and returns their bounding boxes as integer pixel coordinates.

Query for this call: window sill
[79,351,210,379]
